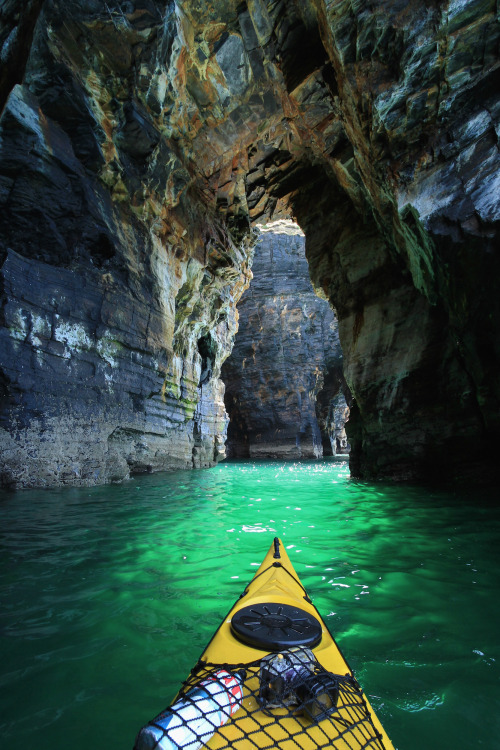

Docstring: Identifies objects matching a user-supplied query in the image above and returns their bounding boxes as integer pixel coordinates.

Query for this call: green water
[1,459,499,750]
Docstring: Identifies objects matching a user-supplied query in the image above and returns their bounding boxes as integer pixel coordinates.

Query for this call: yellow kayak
[135,538,395,750]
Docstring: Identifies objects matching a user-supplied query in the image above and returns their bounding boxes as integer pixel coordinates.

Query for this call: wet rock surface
[0,0,499,486]
[222,221,349,460]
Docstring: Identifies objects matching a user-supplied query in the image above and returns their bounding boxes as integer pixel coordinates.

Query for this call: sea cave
[1,3,500,749]
[1,0,499,487]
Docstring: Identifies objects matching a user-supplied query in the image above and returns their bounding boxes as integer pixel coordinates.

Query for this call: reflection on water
[1,458,499,750]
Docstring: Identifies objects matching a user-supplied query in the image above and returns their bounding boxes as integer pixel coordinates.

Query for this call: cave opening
[91,232,116,268]
[0,0,498,490]
[221,219,350,460]
[197,333,217,386]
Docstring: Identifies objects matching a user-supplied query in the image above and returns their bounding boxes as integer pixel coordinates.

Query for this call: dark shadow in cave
[315,365,352,456]
[198,333,217,386]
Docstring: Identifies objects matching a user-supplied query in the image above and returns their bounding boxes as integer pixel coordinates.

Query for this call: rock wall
[1,0,499,486]
[222,221,349,460]
[289,1,500,481]
[0,81,253,488]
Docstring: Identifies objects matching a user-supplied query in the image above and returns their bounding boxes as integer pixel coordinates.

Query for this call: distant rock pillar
[222,221,350,459]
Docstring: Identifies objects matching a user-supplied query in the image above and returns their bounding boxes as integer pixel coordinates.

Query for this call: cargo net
[134,647,389,750]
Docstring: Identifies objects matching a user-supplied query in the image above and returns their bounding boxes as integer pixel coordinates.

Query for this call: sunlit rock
[222,221,350,460]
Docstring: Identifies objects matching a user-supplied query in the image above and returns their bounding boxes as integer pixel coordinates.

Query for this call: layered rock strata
[0,82,253,488]
[222,221,349,460]
[1,0,499,486]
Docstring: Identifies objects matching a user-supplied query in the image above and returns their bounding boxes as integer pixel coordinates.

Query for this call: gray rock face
[222,222,349,460]
[0,84,253,488]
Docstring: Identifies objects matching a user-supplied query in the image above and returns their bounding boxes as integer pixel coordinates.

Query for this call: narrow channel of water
[1,459,499,750]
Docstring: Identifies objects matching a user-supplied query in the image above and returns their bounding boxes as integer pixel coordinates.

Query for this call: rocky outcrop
[222,221,349,460]
[1,0,499,486]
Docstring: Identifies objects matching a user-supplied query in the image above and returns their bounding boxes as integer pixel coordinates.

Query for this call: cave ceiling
[4,0,497,287]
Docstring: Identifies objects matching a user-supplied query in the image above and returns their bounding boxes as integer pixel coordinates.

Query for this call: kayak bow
[135,538,395,750]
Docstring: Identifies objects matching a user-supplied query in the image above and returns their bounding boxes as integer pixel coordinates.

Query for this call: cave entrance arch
[221,219,350,460]
[1,0,498,487]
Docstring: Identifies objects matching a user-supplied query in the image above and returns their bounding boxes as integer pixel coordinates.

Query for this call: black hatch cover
[231,602,322,650]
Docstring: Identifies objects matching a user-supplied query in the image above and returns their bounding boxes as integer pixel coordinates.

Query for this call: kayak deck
[179,658,388,750]
[185,539,392,750]
[136,538,395,750]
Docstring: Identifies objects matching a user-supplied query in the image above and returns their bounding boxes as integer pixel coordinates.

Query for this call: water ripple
[1,459,499,750]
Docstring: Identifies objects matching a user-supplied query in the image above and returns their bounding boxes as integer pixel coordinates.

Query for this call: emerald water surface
[1,459,499,750]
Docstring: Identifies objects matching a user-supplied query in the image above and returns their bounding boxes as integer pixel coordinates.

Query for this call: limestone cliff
[1,0,499,487]
[222,221,349,460]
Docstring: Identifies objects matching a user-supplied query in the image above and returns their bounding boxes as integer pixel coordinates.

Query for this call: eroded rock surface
[0,80,253,488]
[222,221,349,460]
[1,0,499,486]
